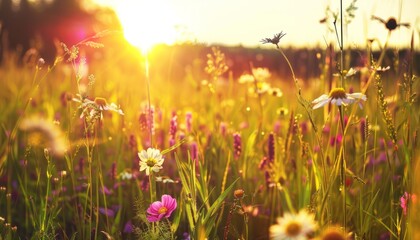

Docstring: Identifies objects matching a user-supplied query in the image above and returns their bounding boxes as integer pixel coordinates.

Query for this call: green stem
[338,106,347,230]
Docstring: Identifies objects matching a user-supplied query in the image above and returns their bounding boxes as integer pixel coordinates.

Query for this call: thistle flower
[261,31,286,48]
[269,209,317,240]
[312,88,367,109]
[372,16,410,31]
[138,148,164,175]
[146,194,177,222]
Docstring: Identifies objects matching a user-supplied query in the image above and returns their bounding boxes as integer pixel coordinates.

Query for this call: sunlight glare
[107,0,178,52]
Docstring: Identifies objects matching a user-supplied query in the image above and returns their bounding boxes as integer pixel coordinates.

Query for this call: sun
[94,0,179,52]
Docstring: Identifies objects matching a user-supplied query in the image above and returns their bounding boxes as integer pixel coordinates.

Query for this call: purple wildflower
[233,132,242,160]
[185,112,192,133]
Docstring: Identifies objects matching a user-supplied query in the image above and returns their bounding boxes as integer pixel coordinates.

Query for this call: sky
[92,0,420,49]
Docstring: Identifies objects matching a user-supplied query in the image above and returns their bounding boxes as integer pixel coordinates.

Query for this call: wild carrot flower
[269,209,317,240]
[138,148,164,175]
[261,31,286,48]
[312,87,366,109]
[146,194,177,222]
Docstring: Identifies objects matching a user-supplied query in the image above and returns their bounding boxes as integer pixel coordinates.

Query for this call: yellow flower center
[328,88,347,99]
[321,229,347,240]
[146,158,157,167]
[285,221,302,237]
[158,206,168,214]
[94,97,108,107]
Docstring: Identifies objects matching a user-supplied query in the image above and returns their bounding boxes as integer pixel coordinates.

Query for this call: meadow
[0,18,419,240]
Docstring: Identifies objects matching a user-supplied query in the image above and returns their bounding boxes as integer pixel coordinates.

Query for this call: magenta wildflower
[185,112,193,133]
[219,122,227,137]
[169,114,178,146]
[146,194,177,222]
[190,142,198,162]
[147,106,155,136]
[169,115,178,139]
[400,192,417,216]
[268,133,275,163]
[233,132,242,160]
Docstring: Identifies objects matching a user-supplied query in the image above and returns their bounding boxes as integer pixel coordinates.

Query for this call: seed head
[261,31,286,48]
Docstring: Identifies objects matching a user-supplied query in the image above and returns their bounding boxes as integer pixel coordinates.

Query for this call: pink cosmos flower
[146,194,177,222]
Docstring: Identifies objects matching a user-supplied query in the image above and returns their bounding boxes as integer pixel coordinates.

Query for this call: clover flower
[312,88,366,109]
[138,148,164,175]
[146,194,177,222]
[269,209,317,240]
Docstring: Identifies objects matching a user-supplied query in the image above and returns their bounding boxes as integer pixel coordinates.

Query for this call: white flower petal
[311,94,329,104]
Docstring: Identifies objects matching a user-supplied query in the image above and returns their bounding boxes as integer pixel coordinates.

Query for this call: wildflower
[372,16,410,31]
[261,31,286,48]
[269,87,283,97]
[250,81,272,95]
[146,194,177,222]
[185,112,193,133]
[138,148,164,175]
[169,114,178,144]
[252,67,271,82]
[238,74,255,84]
[74,95,124,120]
[318,226,350,240]
[312,88,367,109]
[190,142,198,162]
[20,117,68,156]
[400,192,417,216]
[233,132,242,160]
[234,189,245,199]
[268,133,275,163]
[269,209,317,240]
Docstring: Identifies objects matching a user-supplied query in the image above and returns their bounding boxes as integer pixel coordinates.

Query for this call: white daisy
[269,209,317,240]
[312,88,367,109]
[138,148,164,175]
